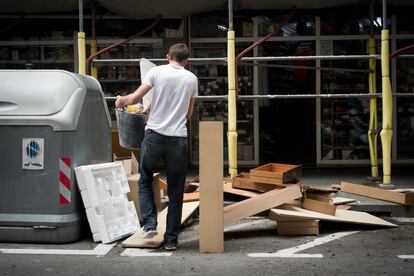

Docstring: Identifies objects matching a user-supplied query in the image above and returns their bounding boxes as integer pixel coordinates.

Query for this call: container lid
[0,70,81,116]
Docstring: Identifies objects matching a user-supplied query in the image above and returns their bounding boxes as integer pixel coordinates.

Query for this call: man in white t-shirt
[115,43,198,251]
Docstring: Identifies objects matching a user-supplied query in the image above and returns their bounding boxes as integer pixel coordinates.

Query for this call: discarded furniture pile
[75,152,414,252]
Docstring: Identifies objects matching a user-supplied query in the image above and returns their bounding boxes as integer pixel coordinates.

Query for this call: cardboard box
[127,173,162,222]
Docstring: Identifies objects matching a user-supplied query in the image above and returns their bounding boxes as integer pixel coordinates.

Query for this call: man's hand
[115,96,125,109]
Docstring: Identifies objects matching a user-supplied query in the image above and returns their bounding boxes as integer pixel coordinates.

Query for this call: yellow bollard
[380,29,393,185]
[77,32,86,75]
[368,37,379,178]
[227,30,238,177]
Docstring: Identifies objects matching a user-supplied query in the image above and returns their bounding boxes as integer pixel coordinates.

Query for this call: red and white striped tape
[59,157,71,205]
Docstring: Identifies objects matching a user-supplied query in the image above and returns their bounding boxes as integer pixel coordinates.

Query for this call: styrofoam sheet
[75,162,140,243]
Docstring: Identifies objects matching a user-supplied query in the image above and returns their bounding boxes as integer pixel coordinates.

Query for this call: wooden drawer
[250,163,302,184]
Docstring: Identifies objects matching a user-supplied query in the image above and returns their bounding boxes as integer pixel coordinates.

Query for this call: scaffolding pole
[227,0,238,177]
[380,0,393,185]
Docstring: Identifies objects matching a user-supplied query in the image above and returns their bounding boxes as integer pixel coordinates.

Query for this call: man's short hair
[168,43,189,62]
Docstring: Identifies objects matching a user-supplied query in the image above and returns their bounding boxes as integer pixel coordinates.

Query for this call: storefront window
[396,39,414,160]
[320,40,381,161]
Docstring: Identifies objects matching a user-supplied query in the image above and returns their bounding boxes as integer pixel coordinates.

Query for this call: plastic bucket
[116,109,148,149]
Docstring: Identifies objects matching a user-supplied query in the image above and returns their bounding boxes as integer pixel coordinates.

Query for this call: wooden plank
[269,207,314,222]
[340,182,414,205]
[199,121,224,253]
[302,198,337,216]
[127,173,162,222]
[184,192,200,202]
[270,205,397,227]
[332,196,356,205]
[223,181,261,197]
[131,151,139,174]
[223,185,302,225]
[336,205,352,210]
[303,185,338,193]
[232,173,277,192]
[159,179,168,190]
[122,201,199,248]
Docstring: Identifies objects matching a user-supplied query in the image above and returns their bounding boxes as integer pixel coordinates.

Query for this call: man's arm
[186,97,196,121]
[115,84,152,108]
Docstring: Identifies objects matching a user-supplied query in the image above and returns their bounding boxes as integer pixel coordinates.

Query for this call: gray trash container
[0,70,112,243]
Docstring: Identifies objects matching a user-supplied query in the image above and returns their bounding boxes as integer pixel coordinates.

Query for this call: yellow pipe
[380,29,393,184]
[90,39,98,78]
[368,37,379,178]
[77,32,86,75]
[227,30,238,177]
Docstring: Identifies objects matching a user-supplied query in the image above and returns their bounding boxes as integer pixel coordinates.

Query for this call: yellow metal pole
[227,30,238,177]
[78,32,86,75]
[368,37,379,178]
[380,29,393,185]
[90,39,98,78]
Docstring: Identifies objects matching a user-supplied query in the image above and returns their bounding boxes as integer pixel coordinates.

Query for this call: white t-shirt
[142,63,198,137]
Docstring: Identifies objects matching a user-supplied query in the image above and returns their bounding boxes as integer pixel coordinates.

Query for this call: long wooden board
[223,185,302,225]
[199,122,224,253]
[270,205,397,227]
[340,182,414,205]
[122,201,200,248]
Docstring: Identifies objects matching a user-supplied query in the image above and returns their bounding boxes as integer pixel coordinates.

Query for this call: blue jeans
[138,129,187,244]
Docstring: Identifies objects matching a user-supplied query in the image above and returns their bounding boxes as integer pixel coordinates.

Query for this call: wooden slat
[184,192,200,202]
[122,201,199,248]
[159,179,168,190]
[223,181,261,197]
[199,122,224,253]
[131,151,139,174]
[332,196,356,205]
[302,198,337,216]
[340,182,414,205]
[223,185,302,225]
[270,205,397,227]
[336,205,352,210]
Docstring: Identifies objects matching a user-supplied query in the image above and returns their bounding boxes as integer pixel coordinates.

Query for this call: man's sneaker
[163,243,178,251]
[140,227,158,239]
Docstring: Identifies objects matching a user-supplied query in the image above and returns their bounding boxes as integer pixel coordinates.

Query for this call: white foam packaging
[75,162,140,243]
